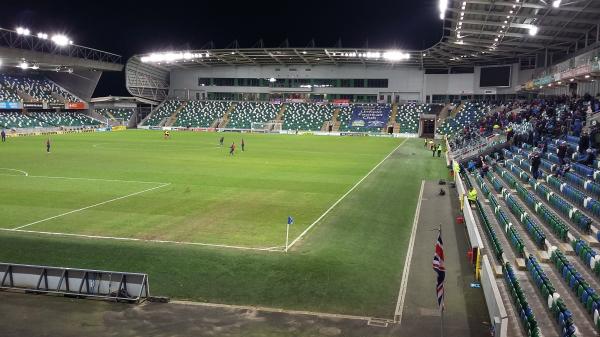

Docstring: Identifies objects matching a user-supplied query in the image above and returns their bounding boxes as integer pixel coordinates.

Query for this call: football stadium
[2,0,600,336]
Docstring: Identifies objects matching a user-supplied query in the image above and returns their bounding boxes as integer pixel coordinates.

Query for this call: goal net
[251,122,282,133]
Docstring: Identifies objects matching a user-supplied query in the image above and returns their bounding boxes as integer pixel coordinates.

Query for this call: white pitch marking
[0,173,168,185]
[286,138,408,250]
[0,228,281,252]
[0,168,29,176]
[394,180,425,324]
[12,183,171,230]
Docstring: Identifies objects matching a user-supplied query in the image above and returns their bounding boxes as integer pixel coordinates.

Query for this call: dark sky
[3,0,443,97]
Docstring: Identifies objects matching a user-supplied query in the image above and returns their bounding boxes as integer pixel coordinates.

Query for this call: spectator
[531,152,541,180]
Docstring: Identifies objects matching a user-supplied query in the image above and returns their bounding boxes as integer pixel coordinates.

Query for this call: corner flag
[433,230,445,310]
[288,216,294,225]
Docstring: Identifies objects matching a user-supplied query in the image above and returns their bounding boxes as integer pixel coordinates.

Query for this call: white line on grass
[0,228,281,252]
[0,173,167,185]
[286,138,408,250]
[0,168,29,176]
[394,180,425,324]
[12,183,171,230]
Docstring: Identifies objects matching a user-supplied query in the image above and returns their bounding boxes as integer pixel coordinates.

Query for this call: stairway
[16,90,35,103]
[451,102,464,117]
[321,108,342,131]
[438,103,452,122]
[139,100,168,127]
[275,104,286,122]
[388,103,398,124]
[164,101,187,127]
[218,102,236,128]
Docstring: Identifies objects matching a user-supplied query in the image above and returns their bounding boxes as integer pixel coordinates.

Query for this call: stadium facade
[127,49,531,104]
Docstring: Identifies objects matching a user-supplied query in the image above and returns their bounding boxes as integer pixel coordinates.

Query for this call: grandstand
[282,103,332,131]
[4,1,600,336]
[227,102,278,129]
[174,100,230,128]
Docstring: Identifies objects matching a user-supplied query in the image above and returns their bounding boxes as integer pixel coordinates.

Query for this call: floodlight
[528,25,538,36]
[31,64,39,70]
[269,77,276,83]
[19,61,29,70]
[51,34,70,46]
[16,27,30,36]
[382,50,410,61]
[585,75,590,78]
[37,32,48,39]
[552,0,561,8]
[439,0,448,19]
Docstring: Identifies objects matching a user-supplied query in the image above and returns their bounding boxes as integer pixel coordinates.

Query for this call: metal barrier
[0,262,149,303]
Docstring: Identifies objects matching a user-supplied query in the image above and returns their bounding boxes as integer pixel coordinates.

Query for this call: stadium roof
[131,0,600,71]
[431,0,600,69]
[0,28,122,72]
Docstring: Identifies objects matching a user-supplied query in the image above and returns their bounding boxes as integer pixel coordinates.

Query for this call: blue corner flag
[287,216,294,225]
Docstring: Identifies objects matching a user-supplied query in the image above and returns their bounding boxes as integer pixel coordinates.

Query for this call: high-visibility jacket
[453,161,460,174]
[467,189,478,201]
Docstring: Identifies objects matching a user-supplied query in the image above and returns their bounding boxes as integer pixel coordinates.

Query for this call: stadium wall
[46,69,102,102]
[424,64,532,97]
[168,64,532,101]
[169,65,424,99]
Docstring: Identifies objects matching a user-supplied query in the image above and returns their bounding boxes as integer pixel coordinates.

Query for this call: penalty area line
[12,183,171,230]
[0,228,282,252]
[0,168,29,176]
[286,138,408,250]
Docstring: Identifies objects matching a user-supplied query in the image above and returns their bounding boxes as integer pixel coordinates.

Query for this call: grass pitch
[0,131,447,317]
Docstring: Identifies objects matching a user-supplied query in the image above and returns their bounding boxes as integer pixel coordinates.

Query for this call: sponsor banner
[270,98,282,105]
[190,127,215,132]
[49,103,66,109]
[332,99,351,107]
[112,125,126,131]
[0,101,19,109]
[23,102,44,109]
[340,132,368,137]
[67,102,86,110]
[348,105,391,129]
[284,98,306,103]
[574,64,591,77]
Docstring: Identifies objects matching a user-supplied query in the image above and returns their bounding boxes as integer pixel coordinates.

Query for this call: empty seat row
[505,262,542,337]
[0,74,80,103]
[550,247,600,332]
[396,103,427,133]
[228,102,278,129]
[175,101,230,128]
[485,164,548,248]
[572,240,600,277]
[506,156,593,233]
[283,103,333,131]
[0,112,48,128]
[475,174,526,256]
[95,108,134,122]
[527,255,579,336]
[437,102,489,136]
[146,100,182,126]
[500,163,571,242]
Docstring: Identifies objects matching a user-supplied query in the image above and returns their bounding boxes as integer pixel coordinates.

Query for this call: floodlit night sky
[2,0,443,96]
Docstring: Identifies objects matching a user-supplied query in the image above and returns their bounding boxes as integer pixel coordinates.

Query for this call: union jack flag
[433,230,445,310]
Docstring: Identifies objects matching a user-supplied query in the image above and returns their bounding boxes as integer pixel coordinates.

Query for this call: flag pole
[439,224,444,337]
[285,222,290,253]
